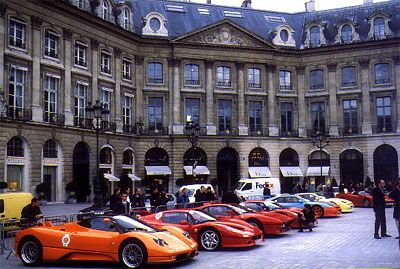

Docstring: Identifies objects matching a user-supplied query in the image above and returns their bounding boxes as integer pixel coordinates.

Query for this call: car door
[161,211,194,231]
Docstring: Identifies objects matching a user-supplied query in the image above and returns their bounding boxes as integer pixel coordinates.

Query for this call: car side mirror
[226,210,235,216]
[180,220,190,225]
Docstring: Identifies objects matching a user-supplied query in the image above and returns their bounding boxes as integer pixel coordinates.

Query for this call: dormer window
[123,9,130,30]
[272,25,296,47]
[373,18,385,39]
[304,22,327,49]
[310,26,320,47]
[367,12,392,40]
[280,30,289,42]
[341,25,352,43]
[142,12,168,37]
[150,18,161,32]
[101,1,110,21]
[335,20,360,44]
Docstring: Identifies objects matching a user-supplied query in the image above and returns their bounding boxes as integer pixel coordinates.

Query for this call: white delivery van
[235,178,280,199]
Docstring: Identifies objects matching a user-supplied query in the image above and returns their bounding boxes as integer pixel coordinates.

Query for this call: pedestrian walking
[389,179,400,239]
[372,180,391,239]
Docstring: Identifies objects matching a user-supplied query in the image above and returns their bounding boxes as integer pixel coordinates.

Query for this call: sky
[190,0,389,13]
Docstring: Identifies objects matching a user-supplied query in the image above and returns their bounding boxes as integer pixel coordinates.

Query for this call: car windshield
[114,216,157,232]
[229,205,248,214]
[189,210,216,224]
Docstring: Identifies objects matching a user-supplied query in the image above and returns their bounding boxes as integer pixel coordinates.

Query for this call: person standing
[263,184,272,198]
[21,198,43,223]
[372,180,391,239]
[177,188,190,204]
[113,191,131,215]
[131,188,145,208]
[109,187,121,211]
[389,180,400,239]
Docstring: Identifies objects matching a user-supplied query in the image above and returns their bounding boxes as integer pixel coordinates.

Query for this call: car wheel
[199,228,221,251]
[18,237,42,266]
[363,199,371,208]
[312,205,324,218]
[247,219,265,234]
[119,239,148,268]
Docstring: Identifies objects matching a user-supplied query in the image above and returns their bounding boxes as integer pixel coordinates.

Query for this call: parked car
[0,192,33,220]
[15,215,198,268]
[297,193,354,213]
[141,209,263,251]
[336,191,395,207]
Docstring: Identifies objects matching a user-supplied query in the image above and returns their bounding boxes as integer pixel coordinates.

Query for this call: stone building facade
[0,0,399,202]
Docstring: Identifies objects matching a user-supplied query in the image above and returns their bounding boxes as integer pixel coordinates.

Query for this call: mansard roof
[120,0,400,49]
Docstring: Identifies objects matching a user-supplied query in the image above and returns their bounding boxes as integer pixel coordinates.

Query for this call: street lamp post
[185,116,200,181]
[311,131,330,188]
[85,100,110,207]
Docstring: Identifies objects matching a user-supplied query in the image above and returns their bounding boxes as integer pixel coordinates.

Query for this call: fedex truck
[235,178,280,199]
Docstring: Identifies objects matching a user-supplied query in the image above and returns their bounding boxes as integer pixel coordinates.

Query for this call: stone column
[31,16,43,122]
[237,62,248,135]
[267,64,278,136]
[0,4,6,98]
[359,59,372,134]
[90,38,99,101]
[394,56,400,133]
[171,58,183,134]
[63,28,74,126]
[296,66,307,137]
[205,60,216,135]
[327,63,339,136]
[135,56,144,123]
[114,48,123,132]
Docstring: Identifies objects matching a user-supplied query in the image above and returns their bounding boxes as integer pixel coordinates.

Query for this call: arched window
[341,25,352,43]
[7,136,24,157]
[100,147,113,164]
[249,148,269,167]
[43,140,57,158]
[373,17,385,39]
[310,26,320,47]
[123,149,134,165]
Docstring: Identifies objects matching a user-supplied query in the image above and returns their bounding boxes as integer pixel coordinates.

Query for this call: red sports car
[336,192,395,208]
[197,203,291,235]
[140,209,263,251]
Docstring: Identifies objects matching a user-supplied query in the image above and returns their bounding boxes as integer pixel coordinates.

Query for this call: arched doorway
[72,142,90,202]
[248,147,271,178]
[217,147,239,195]
[373,144,398,182]
[307,151,330,190]
[340,149,364,188]
[279,148,302,193]
[183,147,208,185]
[144,148,171,192]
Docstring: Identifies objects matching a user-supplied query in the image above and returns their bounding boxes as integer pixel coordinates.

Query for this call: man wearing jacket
[389,180,400,239]
[372,180,391,239]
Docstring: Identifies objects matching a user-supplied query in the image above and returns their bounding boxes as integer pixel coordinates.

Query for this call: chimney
[363,0,373,5]
[305,0,316,12]
[241,0,252,8]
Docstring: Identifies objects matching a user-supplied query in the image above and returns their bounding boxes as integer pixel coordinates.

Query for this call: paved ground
[1,203,399,269]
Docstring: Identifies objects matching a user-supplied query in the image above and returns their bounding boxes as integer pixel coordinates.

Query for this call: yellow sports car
[297,193,354,213]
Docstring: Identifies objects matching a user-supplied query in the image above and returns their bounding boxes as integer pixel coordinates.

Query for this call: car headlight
[182,231,192,239]
[153,238,168,246]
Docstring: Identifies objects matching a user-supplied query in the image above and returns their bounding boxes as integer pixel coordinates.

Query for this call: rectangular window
[185,98,200,125]
[218,99,232,133]
[374,63,390,84]
[101,51,111,74]
[184,64,200,85]
[279,70,292,90]
[122,58,132,80]
[43,75,59,123]
[101,89,112,122]
[249,101,262,134]
[311,102,325,134]
[309,69,324,90]
[148,97,163,131]
[8,66,26,118]
[9,18,26,49]
[343,100,358,134]
[74,82,87,126]
[123,95,133,127]
[147,62,163,84]
[248,68,261,88]
[217,66,231,87]
[44,31,59,59]
[341,66,357,87]
[281,102,293,135]
[74,42,87,67]
[376,96,392,132]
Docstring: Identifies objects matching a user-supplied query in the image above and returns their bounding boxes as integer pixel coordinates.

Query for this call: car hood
[126,230,193,252]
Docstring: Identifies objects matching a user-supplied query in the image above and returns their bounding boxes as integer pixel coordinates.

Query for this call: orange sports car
[14,215,198,268]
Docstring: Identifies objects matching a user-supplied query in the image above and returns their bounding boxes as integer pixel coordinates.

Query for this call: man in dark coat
[298,204,315,232]
[221,190,241,204]
[131,188,145,208]
[372,180,390,239]
[389,180,400,239]
[113,191,131,215]
[21,198,43,223]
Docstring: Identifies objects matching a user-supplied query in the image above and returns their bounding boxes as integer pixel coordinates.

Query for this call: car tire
[199,228,221,251]
[18,236,42,266]
[363,199,371,208]
[247,219,265,234]
[119,239,148,268]
[312,205,324,218]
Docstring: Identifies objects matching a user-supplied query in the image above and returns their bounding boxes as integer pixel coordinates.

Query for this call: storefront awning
[183,166,210,175]
[103,173,120,181]
[280,167,304,177]
[145,166,172,175]
[306,166,330,176]
[128,174,141,181]
[249,166,272,178]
